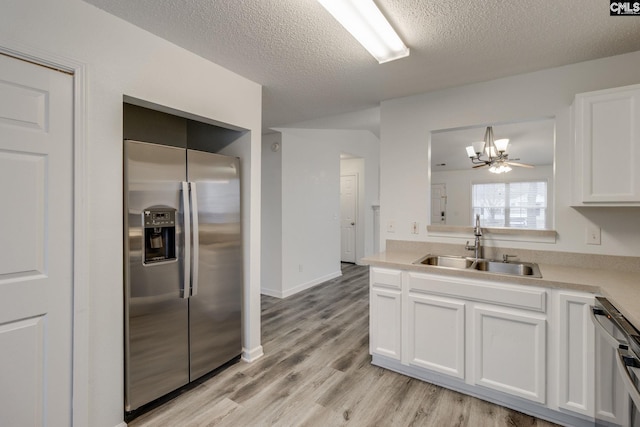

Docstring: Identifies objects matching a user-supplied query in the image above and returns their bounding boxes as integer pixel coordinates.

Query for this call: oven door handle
[591,307,628,348]
[616,347,640,410]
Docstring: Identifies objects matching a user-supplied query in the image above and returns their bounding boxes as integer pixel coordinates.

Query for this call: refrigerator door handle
[190,182,199,297]
[181,181,191,299]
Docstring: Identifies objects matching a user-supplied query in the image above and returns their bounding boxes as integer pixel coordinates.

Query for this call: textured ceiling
[83,0,640,133]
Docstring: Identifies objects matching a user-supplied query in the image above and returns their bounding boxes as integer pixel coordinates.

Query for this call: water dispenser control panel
[142,208,177,264]
[144,209,176,227]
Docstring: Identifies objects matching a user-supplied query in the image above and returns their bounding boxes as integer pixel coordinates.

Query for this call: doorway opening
[340,154,364,264]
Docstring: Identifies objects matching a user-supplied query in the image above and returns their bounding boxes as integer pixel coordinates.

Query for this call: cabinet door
[370,287,402,360]
[557,292,595,417]
[407,292,465,379]
[574,84,640,203]
[473,306,546,403]
[369,268,402,360]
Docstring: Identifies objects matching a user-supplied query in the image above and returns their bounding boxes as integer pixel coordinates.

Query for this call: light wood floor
[128,263,559,427]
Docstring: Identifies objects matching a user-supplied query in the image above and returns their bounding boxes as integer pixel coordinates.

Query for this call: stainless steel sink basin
[416,255,474,269]
[414,255,542,278]
[473,259,542,278]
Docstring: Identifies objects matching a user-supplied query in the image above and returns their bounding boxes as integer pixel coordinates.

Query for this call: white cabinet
[369,268,402,360]
[406,292,465,378]
[405,271,548,405]
[472,305,547,403]
[556,292,595,417]
[573,84,640,205]
[368,266,599,424]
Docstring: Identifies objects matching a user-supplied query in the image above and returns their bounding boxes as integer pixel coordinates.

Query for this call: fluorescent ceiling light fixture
[318,0,409,64]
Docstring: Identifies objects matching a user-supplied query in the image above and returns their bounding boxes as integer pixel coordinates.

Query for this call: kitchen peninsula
[362,240,640,427]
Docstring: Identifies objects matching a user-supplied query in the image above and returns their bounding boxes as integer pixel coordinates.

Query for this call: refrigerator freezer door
[124,140,190,411]
[187,149,242,379]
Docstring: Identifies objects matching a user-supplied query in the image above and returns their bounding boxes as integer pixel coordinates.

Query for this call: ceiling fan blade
[507,161,534,168]
[472,164,488,168]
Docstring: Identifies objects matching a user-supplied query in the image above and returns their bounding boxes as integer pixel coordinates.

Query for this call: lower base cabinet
[369,267,597,427]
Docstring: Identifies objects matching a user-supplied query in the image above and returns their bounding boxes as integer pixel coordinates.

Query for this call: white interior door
[431,183,447,225]
[340,174,357,263]
[0,54,73,426]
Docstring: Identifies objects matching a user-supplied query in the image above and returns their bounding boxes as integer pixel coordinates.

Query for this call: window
[472,181,547,229]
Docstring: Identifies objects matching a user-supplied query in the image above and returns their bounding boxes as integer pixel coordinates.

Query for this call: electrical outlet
[387,220,396,233]
[586,224,601,245]
[411,222,419,234]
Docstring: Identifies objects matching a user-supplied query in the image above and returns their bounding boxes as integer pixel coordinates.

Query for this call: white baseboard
[260,287,283,298]
[261,270,342,299]
[242,345,264,362]
[116,422,128,427]
[282,270,342,298]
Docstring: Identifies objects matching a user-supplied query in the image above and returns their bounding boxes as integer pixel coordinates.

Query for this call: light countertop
[362,250,640,331]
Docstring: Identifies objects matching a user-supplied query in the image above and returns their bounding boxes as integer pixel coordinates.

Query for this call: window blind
[472,181,547,229]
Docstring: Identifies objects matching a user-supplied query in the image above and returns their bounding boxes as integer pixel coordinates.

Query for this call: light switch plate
[411,222,419,234]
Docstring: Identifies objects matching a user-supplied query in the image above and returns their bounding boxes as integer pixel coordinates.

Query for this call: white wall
[263,128,379,297]
[432,165,554,227]
[380,50,640,256]
[0,1,262,426]
[261,133,283,295]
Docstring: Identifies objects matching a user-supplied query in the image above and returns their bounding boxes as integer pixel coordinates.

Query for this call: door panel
[187,150,242,379]
[340,174,357,263]
[0,152,45,277]
[0,54,73,426]
[0,317,45,426]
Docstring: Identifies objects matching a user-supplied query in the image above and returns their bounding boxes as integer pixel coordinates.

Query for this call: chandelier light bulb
[472,141,485,155]
[466,146,476,158]
[494,138,509,153]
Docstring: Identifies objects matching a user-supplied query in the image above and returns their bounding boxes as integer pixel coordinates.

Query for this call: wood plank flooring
[128,263,559,427]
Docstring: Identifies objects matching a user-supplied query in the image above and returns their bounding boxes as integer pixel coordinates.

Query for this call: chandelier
[465,126,533,174]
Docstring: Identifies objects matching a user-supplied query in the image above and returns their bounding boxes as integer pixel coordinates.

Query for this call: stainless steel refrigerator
[124,139,242,413]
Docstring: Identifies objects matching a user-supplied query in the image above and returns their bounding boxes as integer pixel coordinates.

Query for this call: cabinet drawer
[408,271,546,313]
[371,267,402,290]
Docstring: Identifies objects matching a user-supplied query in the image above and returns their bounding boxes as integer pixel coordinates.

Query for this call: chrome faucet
[465,214,483,260]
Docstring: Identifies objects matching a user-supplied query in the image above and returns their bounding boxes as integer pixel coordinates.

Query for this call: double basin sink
[414,254,542,278]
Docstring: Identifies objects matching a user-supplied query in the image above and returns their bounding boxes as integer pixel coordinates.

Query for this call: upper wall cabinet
[573,84,640,205]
